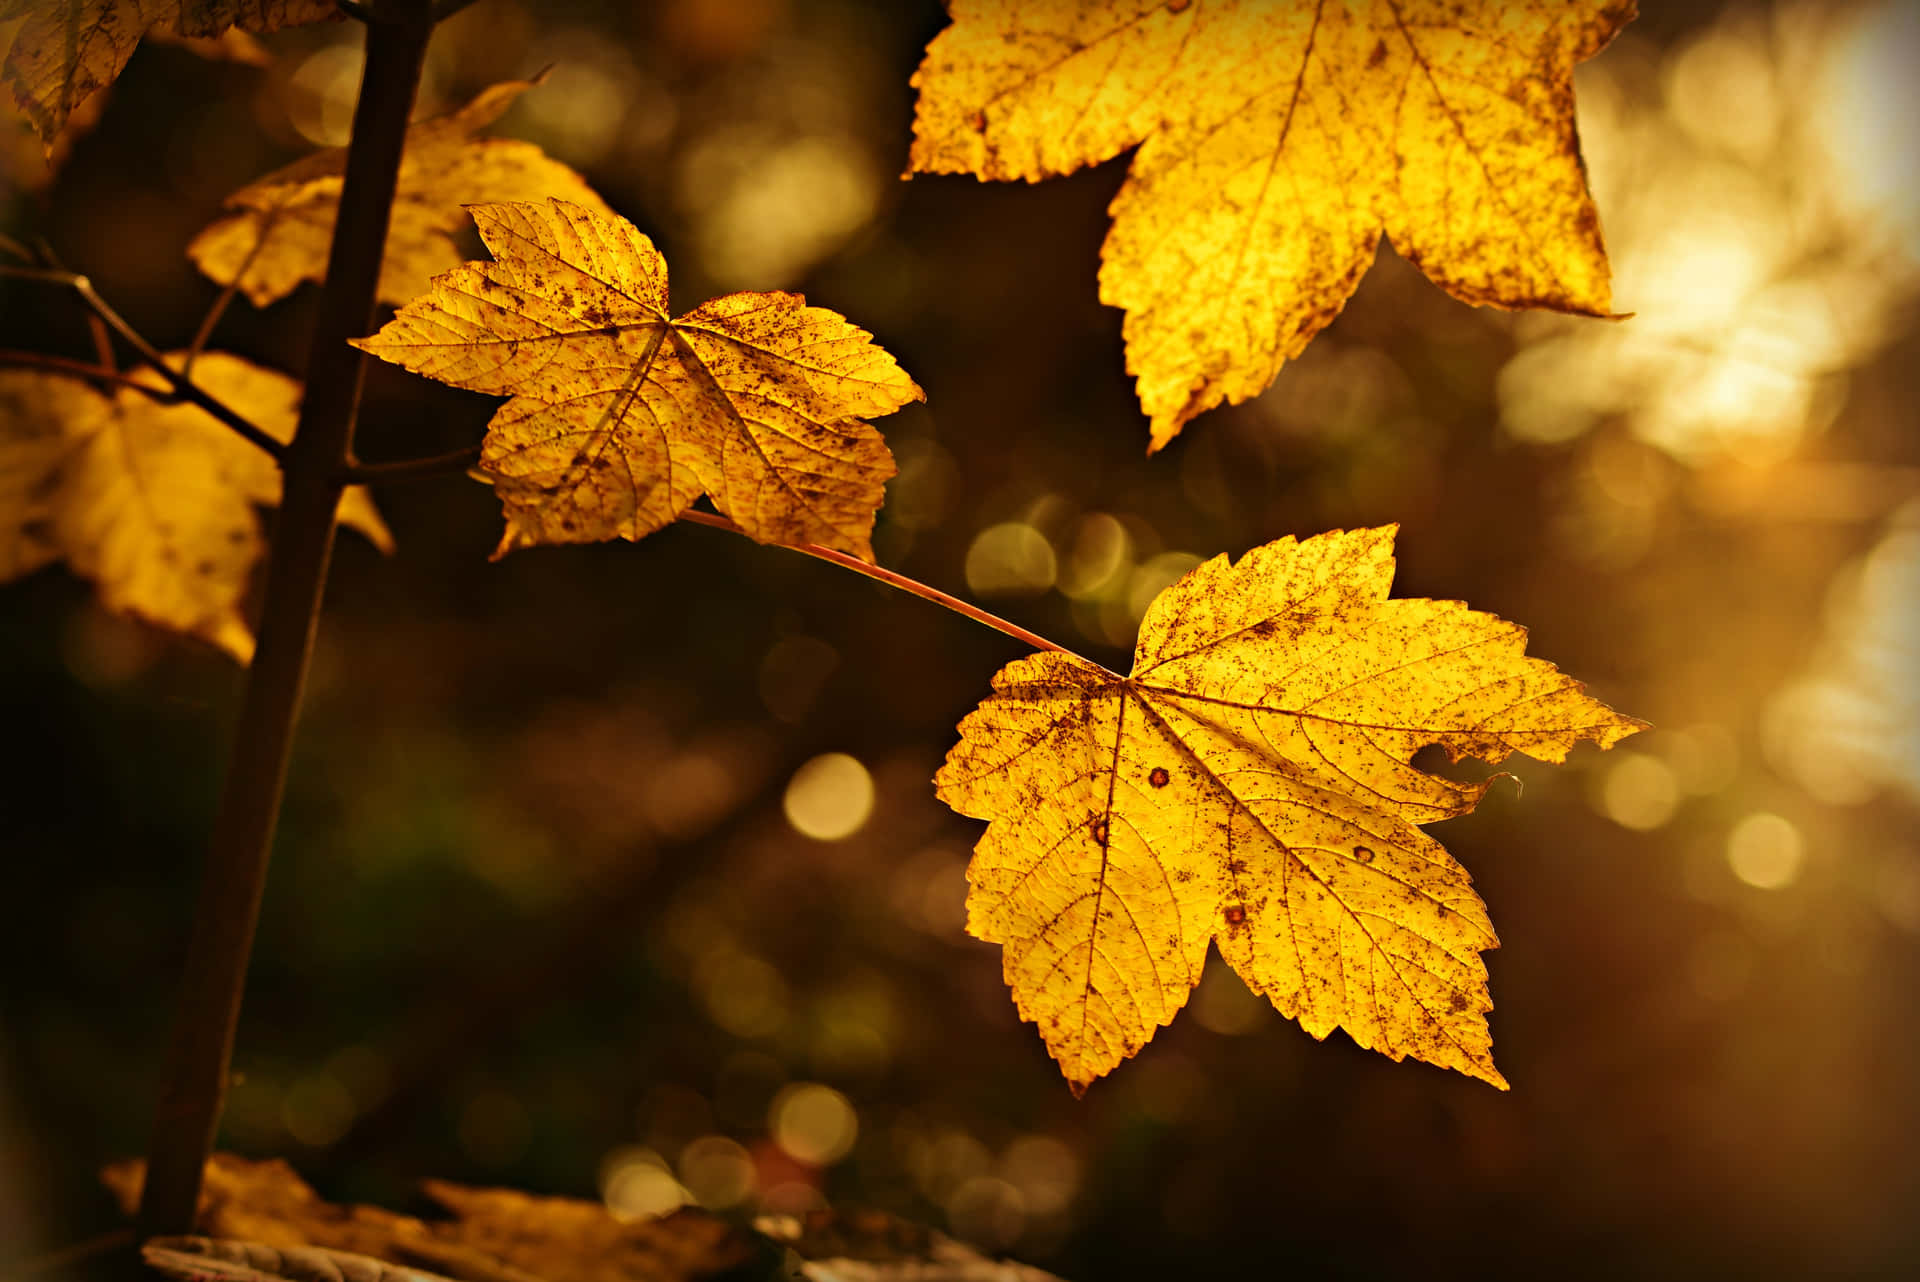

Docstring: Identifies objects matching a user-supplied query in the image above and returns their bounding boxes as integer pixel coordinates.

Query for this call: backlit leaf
[191,79,614,309]
[354,199,924,561]
[0,0,337,142]
[909,0,1632,448]
[0,354,390,660]
[935,526,1644,1092]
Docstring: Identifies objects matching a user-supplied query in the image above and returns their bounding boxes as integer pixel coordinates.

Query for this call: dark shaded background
[3,1,1918,1277]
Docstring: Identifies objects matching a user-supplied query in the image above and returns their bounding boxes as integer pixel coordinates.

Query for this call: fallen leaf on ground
[354,198,923,561]
[758,1208,1067,1281]
[0,354,390,660]
[910,0,1632,448]
[191,79,613,309]
[935,526,1645,1092]
[0,0,337,142]
[144,1237,455,1282]
[105,1155,758,1282]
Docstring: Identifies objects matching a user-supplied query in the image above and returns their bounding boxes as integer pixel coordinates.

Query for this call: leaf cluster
[1,0,1643,1102]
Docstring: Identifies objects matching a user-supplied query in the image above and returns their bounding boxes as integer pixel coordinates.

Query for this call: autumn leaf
[105,1156,1070,1282]
[105,1154,760,1282]
[759,1208,1068,1281]
[935,527,1644,1092]
[144,1238,459,1282]
[0,0,337,142]
[0,353,390,660]
[354,198,923,561]
[909,0,1632,449]
[191,79,614,309]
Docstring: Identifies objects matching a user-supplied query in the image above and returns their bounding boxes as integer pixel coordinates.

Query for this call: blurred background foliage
[2,1,1917,1277]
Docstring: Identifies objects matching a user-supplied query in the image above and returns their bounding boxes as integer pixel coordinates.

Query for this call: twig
[185,239,267,375]
[0,349,180,399]
[0,264,287,463]
[137,0,437,1240]
[85,314,117,375]
[336,442,481,483]
[15,1229,136,1278]
[677,509,1105,670]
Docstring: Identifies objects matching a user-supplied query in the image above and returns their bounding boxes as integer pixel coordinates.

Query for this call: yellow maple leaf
[191,79,614,310]
[0,352,390,660]
[909,0,1633,449]
[935,527,1644,1092]
[0,0,337,142]
[353,198,924,561]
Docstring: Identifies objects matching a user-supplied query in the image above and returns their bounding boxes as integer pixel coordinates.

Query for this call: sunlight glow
[1499,2,1920,465]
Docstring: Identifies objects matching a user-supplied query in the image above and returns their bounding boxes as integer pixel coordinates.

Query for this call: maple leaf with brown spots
[910,0,1632,448]
[936,526,1644,1092]
[354,199,923,561]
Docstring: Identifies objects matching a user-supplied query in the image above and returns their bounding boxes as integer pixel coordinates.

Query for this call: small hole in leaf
[1148,767,1170,788]
[1352,846,1374,863]
[1223,904,1245,925]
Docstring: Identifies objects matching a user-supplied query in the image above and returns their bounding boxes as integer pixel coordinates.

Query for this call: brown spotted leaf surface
[0,0,337,142]
[353,199,923,560]
[191,79,613,309]
[909,0,1632,449]
[0,354,389,660]
[935,527,1645,1092]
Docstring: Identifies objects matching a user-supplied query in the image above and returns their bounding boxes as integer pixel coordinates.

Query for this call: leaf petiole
[331,454,1104,665]
[678,509,1114,673]
[336,442,482,483]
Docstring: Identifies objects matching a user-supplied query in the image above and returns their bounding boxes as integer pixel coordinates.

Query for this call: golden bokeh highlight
[782,752,875,842]
[1597,752,1681,831]
[964,522,1056,597]
[599,1147,687,1221]
[676,1135,757,1208]
[769,1082,858,1166]
[1726,812,1807,890]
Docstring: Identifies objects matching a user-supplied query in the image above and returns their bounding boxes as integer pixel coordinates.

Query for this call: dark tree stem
[135,0,436,1238]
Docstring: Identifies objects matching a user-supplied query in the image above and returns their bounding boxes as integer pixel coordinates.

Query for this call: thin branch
[186,250,262,377]
[40,232,118,376]
[678,509,1110,672]
[0,231,31,262]
[84,313,116,375]
[0,263,287,463]
[15,1229,136,1279]
[337,442,481,483]
[0,349,179,399]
